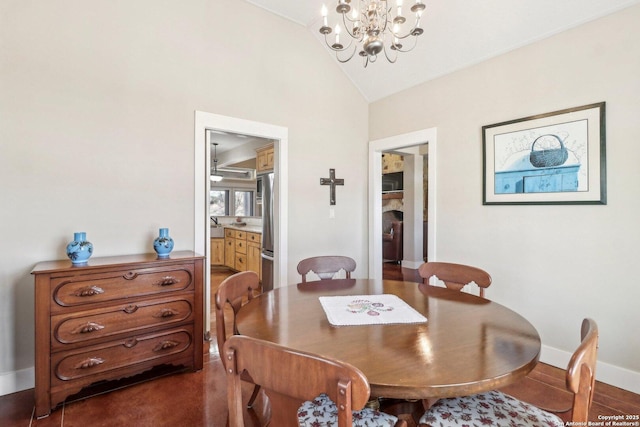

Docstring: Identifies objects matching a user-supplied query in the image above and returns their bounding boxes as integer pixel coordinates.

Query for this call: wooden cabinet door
[247,242,261,280]
[265,149,274,170]
[246,232,262,280]
[256,143,274,173]
[224,237,235,269]
[210,238,224,265]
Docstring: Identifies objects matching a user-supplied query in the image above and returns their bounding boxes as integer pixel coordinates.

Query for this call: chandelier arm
[335,44,359,63]
[392,30,419,40]
[392,16,424,40]
[323,33,355,52]
[382,42,398,64]
[393,34,419,53]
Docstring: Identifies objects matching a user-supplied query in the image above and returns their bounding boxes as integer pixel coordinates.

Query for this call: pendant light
[210,142,223,182]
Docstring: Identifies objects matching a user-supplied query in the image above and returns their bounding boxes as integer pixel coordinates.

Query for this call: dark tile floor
[1,349,269,427]
[4,354,639,427]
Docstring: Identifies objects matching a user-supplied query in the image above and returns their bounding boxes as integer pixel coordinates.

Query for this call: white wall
[0,0,368,394]
[370,5,640,392]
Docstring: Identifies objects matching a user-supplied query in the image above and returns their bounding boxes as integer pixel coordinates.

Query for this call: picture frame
[482,102,606,205]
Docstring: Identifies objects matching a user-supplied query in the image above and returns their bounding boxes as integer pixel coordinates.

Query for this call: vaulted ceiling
[246,0,640,102]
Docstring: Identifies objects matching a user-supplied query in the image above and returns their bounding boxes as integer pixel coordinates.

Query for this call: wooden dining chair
[417,261,492,298]
[223,335,406,427]
[215,270,262,408]
[297,256,357,283]
[418,318,599,427]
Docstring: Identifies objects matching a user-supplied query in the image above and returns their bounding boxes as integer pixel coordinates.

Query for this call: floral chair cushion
[419,390,564,427]
[298,393,399,427]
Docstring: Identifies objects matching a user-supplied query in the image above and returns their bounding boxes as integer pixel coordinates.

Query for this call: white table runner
[319,294,428,326]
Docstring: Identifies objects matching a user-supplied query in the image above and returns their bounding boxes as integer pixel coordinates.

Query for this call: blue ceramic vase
[153,228,174,258]
[66,232,93,264]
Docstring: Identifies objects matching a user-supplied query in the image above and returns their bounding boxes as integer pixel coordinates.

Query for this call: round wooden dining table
[235,278,541,401]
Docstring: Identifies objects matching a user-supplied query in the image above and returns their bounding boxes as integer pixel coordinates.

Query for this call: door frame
[194,111,289,339]
[368,128,437,279]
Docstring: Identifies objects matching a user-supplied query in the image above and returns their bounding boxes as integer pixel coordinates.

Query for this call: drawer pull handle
[124,338,138,348]
[123,272,139,280]
[155,308,179,318]
[153,340,179,352]
[156,276,180,287]
[75,357,104,370]
[72,322,105,334]
[124,304,138,314]
[73,286,104,297]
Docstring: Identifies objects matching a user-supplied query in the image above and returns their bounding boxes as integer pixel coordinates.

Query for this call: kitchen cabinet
[223,229,261,281]
[210,238,224,266]
[31,252,204,418]
[224,229,236,269]
[246,232,262,280]
[382,153,404,174]
[234,230,247,271]
[256,143,274,173]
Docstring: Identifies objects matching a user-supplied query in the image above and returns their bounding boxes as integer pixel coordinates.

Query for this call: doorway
[194,111,289,342]
[368,128,437,280]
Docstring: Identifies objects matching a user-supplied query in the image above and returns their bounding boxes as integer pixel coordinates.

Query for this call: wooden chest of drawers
[32,251,204,418]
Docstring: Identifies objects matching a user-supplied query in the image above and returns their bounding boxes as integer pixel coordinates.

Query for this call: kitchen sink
[210,226,225,238]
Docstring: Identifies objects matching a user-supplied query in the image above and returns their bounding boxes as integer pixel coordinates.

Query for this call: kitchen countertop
[226,224,262,234]
[222,224,262,234]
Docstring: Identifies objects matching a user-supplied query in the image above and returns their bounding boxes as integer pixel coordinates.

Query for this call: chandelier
[319,0,425,66]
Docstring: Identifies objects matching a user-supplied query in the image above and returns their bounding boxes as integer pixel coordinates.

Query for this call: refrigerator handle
[261,252,274,261]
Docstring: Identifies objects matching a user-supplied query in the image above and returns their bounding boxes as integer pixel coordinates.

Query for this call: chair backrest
[214,271,260,354]
[297,256,357,283]
[223,335,370,427]
[418,262,492,298]
[566,318,599,423]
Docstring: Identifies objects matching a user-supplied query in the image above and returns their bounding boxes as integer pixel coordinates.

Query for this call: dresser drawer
[51,326,194,384]
[51,265,194,311]
[51,296,194,349]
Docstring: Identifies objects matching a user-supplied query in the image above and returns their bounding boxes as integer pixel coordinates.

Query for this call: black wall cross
[320,168,344,205]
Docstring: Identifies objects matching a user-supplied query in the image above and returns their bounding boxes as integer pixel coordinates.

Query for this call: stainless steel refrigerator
[260,172,274,291]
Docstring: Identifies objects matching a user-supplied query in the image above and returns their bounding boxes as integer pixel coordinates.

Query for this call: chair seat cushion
[298,393,399,426]
[419,390,564,427]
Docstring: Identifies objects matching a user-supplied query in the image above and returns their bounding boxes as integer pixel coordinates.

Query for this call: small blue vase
[153,228,174,258]
[66,232,93,264]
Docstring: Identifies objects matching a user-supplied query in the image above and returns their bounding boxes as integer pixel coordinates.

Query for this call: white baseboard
[541,344,640,395]
[0,367,34,396]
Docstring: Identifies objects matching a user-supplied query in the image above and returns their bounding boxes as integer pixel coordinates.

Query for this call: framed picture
[483,102,606,205]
